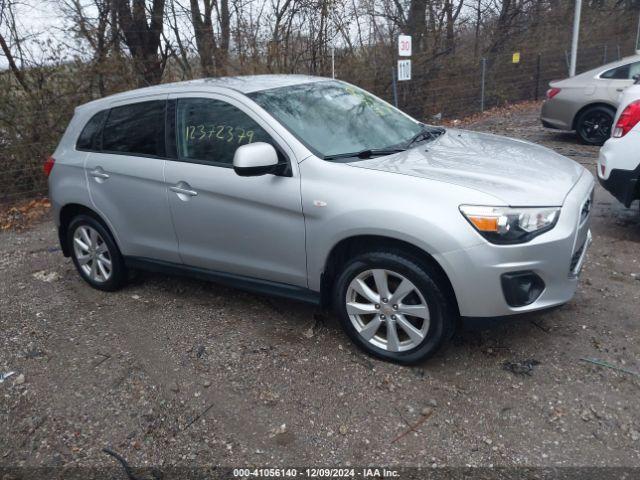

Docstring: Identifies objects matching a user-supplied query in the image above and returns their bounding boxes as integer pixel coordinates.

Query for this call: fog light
[501,271,545,307]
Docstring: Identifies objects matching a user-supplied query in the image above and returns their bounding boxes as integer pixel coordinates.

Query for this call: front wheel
[333,251,455,365]
[576,106,614,146]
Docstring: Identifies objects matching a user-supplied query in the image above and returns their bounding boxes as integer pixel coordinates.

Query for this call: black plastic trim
[165,99,178,160]
[501,270,545,307]
[233,162,290,177]
[460,304,563,329]
[58,226,70,257]
[598,164,640,208]
[124,256,320,305]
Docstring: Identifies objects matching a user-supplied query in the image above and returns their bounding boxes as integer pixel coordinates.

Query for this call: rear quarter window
[601,63,634,79]
[102,100,166,157]
[76,110,107,151]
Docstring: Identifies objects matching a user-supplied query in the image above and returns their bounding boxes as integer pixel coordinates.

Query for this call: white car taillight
[613,100,640,138]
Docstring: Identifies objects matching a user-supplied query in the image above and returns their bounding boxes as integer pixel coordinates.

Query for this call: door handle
[616,88,624,92]
[89,168,110,181]
[170,185,198,197]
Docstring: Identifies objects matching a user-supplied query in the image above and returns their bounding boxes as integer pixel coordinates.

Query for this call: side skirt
[124,256,321,306]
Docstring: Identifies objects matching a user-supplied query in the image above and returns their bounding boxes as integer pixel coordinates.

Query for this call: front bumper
[437,170,595,317]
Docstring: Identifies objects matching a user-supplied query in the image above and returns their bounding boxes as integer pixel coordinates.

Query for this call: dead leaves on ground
[0,197,51,231]
[441,100,543,127]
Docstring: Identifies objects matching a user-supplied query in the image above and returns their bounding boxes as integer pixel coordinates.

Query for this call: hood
[348,129,584,206]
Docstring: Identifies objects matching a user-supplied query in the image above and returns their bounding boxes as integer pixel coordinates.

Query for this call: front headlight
[459,205,560,244]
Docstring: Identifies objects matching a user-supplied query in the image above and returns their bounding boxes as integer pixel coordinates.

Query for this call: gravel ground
[1,103,639,474]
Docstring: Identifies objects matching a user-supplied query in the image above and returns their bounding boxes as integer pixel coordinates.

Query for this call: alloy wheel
[72,225,112,283]
[345,269,431,352]
[580,111,612,144]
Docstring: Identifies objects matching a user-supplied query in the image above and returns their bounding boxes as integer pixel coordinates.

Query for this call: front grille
[569,243,585,273]
[580,189,594,224]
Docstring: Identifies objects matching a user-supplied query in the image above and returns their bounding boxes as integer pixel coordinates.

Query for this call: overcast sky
[0,1,70,69]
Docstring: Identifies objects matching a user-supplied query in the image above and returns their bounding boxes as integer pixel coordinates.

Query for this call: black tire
[333,251,456,365]
[575,105,615,146]
[67,214,127,291]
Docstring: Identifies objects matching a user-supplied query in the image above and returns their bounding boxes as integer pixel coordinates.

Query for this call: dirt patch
[1,104,639,470]
[0,197,51,231]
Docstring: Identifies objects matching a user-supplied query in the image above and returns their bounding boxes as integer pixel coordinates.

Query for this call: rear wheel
[67,215,126,291]
[333,251,455,365]
[576,105,614,146]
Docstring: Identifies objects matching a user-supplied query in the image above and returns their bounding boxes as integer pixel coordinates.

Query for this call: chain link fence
[0,38,636,204]
[331,41,636,120]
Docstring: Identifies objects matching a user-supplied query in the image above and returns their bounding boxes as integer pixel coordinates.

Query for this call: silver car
[541,54,640,145]
[48,75,594,364]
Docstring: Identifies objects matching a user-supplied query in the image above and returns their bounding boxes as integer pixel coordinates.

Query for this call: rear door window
[102,101,166,157]
[76,110,107,151]
[176,98,274,166]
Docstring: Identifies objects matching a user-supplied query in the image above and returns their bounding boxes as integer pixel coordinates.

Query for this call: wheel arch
[58,203,115,257]
[572,102,616,130]
[320,235,460,316]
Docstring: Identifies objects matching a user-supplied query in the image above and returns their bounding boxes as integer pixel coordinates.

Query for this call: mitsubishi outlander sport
[47,75,595,364]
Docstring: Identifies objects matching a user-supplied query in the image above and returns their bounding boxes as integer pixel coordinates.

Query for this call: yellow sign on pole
[512,52,521,64]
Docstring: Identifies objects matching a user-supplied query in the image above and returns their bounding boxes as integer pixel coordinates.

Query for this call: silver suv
[48,75,594,364]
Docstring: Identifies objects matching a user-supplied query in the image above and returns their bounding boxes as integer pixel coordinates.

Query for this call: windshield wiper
[405,125,445,149]
[324,148,406,161]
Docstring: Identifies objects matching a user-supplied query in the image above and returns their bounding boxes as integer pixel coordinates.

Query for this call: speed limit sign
[398,35,412,57]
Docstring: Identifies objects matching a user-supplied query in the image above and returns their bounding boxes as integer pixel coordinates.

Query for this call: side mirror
[233,142,282,177]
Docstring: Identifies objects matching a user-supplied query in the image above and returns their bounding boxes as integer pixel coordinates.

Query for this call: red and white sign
[398,35,412,57]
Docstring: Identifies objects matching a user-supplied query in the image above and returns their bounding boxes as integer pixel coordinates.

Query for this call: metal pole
[480,57,486,112]
[603,45,607,64]
[331,46,335,79]
[534,53,541,101]
[569,0,582,76]
[392,66,398,108]
[617,44,621,60]
[636,14,640,53]
[565,50,570,73]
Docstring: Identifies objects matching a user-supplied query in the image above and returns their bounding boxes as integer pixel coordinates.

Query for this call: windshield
[248,80,426,159]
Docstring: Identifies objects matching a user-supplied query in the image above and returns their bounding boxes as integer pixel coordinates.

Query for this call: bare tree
[166,0,194,78]
[112,0,166,86]
[0,0,31,94]
[59,0,114,95]
[189,0,231,76]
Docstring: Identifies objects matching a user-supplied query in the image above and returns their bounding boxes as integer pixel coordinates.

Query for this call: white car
[597,81,640,207]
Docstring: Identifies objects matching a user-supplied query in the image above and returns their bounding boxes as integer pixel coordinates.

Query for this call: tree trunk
[190,0,216,76]
[0,32,31,94]
[406,0,427,53]
[216,0,230,75]
[113,0,166,87]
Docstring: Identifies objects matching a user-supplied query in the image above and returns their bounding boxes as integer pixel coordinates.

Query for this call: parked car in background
[597,78,640,207]
[47,75,594,364]
[541,54,640,145]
